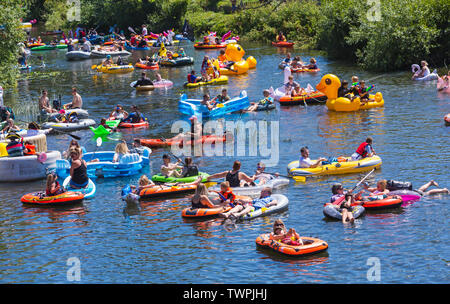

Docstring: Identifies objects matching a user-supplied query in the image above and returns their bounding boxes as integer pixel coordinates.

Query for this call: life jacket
[182,165,199,177]
[219,190,236,203]
[24,144,36,155]
[187,74,196,83]
[356,142,370,158]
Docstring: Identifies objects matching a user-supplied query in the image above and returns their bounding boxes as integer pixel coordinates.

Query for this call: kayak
[241,194,289,220]
[256,234,328,257]
[135,62,159,70]
[323,204,365,220]
[63,176,96,199]
[181,206,231,218]
[118,121,149,128]
[209,177,289,197]
[151,172,210,184]
[66,51,91,61]
[194,43,226,49]
[179,90,250,119]
[272,41,294,47]
[90,49,131,58]
[56,151,147,179]
[21,191,84,206]
[288,155,382,178]
[160,57,194,67]
[139,134,228,149]
[184,75,228,88]
[122,183,198,203]
[352,196,403,210]
[95,64,134,74]
[41,119,96,131]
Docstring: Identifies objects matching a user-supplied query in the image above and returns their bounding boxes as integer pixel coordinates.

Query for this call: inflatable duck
[316,74,384,112]
[212,43,257,75]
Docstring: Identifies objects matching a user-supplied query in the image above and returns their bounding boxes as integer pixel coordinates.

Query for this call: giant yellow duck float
[316,74,384,112]
[212,43,257,75]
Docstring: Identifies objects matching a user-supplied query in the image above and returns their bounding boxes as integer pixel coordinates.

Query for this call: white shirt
[299,156,313,168]
[142,27,148,36]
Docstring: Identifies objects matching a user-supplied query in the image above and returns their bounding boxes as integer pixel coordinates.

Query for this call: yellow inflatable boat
[316,74,384,112]
[95,64,134,74]
[184,75,228,88]
[287,155,382,177]
[212,43,257,75]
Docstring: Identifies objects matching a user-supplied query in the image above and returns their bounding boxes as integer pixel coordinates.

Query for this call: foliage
[0,0,26,87]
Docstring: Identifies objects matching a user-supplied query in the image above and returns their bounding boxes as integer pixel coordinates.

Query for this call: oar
[128,27,137,35]
[333,168,376,206]
[160,137,185,165]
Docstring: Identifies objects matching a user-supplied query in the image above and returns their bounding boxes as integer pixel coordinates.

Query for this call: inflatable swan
[411,64,438,81]
[316,74,384,112]
[269,67,315,100]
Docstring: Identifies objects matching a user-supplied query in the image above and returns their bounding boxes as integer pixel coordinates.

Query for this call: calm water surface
[0,38,449,283]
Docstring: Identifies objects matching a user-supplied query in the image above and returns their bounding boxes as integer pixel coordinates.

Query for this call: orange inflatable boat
[21,191,84,206]
[256,234,328,256]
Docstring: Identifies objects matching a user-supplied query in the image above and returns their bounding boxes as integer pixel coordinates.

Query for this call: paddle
[160,137,185,165]
[333,168,376,206]
[128,27,137,35]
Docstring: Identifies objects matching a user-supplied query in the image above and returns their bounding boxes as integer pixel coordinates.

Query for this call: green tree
[0,0,26,87]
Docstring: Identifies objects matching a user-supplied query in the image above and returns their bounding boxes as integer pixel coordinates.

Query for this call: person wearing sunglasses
[270,219,303,246]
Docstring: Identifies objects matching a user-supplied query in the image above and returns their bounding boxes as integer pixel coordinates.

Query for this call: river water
[0,37,449,284]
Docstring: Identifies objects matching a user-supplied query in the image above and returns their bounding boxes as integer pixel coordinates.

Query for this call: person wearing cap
[102,55,114,66]
[133,72,153,87]
[298,146,327,168]
[108,104,128,120]
[122,105,146,124]
[5,132,25,157]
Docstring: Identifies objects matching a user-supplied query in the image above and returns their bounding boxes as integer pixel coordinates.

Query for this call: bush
[0,1,26,87]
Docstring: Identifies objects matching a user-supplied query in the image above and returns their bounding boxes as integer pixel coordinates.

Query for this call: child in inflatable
[46,173,65,197]
[246,90,274,112]
[270,219,303,245]
[303,58,318,70]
